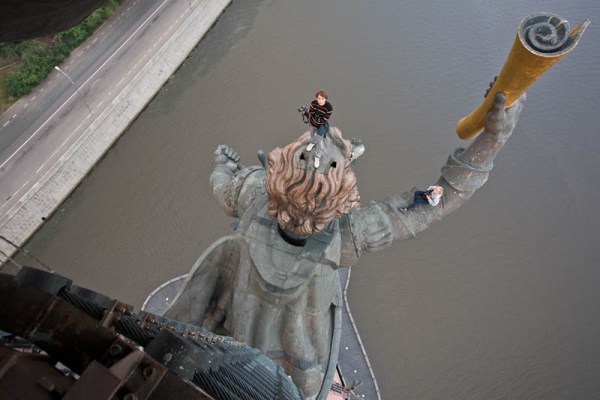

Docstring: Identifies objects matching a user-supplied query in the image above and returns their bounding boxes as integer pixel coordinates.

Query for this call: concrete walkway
[0,0,232,266]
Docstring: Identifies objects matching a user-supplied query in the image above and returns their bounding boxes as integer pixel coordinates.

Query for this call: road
[0,0,230,262]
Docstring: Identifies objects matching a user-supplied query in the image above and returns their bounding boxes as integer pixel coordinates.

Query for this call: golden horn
[456,13,590,140]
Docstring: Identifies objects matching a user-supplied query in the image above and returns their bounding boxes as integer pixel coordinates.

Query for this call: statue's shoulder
[225,165,266,217]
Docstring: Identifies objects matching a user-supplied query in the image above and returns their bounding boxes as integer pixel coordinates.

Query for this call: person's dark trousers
[406,191,429,210]
[317,123,329,138]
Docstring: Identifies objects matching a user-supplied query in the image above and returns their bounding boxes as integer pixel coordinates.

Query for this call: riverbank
[0,0,232,267]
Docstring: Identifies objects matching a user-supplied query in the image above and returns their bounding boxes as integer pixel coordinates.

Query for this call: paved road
[0,0,229,258]
[0,0,223,251]
[0,0,177,218]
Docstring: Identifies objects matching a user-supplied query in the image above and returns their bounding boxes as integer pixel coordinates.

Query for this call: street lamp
[54,66,93,114]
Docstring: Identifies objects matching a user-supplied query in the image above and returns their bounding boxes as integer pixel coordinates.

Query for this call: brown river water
[16,1,600,399]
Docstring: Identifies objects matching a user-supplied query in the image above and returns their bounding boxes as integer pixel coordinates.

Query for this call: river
[16,1,600,399]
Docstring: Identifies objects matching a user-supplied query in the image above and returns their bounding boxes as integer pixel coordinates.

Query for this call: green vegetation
[0,0,121,114]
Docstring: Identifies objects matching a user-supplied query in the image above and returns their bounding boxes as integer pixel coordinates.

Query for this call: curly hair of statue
[266,133,361,235]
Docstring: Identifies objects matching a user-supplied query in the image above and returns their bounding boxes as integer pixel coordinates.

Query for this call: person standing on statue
[306,89,333,168]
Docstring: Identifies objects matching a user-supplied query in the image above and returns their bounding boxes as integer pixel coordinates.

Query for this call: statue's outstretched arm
[341,92,525,264]
[210,145,242,218]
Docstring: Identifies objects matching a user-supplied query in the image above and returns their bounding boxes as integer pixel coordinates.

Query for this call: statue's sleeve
[210,164,267,218]
[339,94,525,266]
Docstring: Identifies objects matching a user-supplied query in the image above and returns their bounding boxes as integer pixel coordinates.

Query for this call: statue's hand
[484,92,526,140]
[214,144,241,170]
[484,76,498,98]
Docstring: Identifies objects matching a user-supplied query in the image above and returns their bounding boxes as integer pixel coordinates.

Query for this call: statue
[164,93,521,398]
[164,12,589,400]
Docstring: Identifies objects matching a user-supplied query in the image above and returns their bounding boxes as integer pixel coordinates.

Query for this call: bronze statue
[164,12,589,400]
[165,93,522,398]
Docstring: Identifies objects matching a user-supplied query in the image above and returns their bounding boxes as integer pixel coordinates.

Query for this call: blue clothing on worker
[405,191,430,211]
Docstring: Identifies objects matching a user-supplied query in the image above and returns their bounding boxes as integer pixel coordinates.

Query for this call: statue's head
[266,129,361,236]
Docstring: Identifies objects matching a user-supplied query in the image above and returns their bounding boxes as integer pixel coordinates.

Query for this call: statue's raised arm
[339,92,525,265]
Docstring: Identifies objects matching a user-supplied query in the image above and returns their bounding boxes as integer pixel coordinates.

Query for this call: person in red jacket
[306,90,333,168]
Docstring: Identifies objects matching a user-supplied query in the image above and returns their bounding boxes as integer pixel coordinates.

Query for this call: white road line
[15,180,32,199]
[117,77,125,86]
[0,0,170,171]
[2,121,9,128]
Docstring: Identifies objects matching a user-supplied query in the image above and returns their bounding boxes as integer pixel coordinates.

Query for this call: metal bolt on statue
[164,13,589,400]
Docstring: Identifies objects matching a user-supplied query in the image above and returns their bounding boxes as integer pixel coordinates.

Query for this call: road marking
[0,0,171,171]
[16,181,32,198]
[117,77,125,86]
[2,121,9,128]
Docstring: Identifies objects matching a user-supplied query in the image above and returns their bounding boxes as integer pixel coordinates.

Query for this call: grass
[0,0,122,115]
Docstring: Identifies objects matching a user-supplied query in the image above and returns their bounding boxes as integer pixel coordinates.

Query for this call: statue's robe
[165,182,344,397]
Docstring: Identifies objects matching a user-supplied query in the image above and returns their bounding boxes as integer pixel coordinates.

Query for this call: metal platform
[335,267,382,400]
